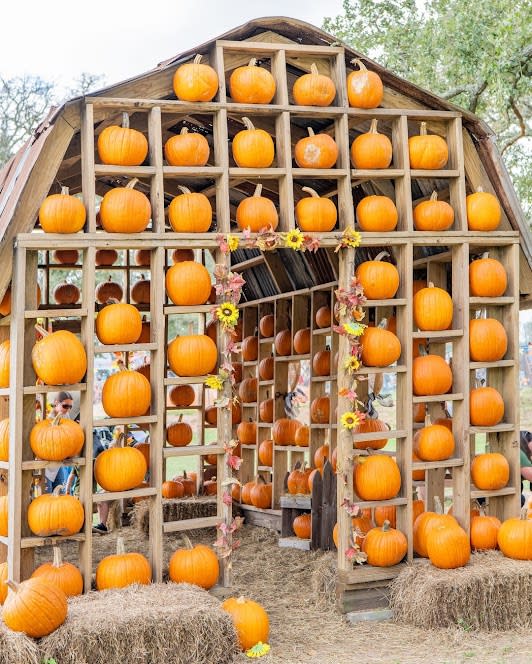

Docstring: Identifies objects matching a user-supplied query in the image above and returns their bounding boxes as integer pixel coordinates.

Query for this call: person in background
[43,392,74,493]
[520,430,532,507]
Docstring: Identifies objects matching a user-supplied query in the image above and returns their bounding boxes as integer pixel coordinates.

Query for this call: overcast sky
[1,0,346,90]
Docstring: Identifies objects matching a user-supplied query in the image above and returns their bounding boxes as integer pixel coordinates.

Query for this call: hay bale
[390,551,532,631]
[130,497,217,536]
[39,582,239,664]
[310,551,337,608]
[0,623,40,664]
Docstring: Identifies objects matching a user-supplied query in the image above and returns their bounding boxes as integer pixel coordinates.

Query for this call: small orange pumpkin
[39,186,86,233]
[414,415,455,462]
[241,335,259,361]
[164,127,210,166]
[310,396,330,424]
[356,195,398,232]
[361,322,401,367]
[292,63,336,107]
[53,249,79,264]
[413,191,454,231]
[95,249,119,266]
[99,179,151,233]
[168,334,217,376]
[347,59,383,108]
[469,253,507,297]
[259,314,275,337]
[295,187,337,232]
[166,261,212,305]
[173,54,218,102]
[293,328,311,355]
[259,398,274,423]
[294,127,338,169]
[470,384,505,426]
[250,475,272,509]
[413,282,453,331]
[412,353,452,396]
[315,306,331,329]
[351,119,392,169]
[167,415,193,447]
[471,453,509,491]
[96,536,151,590]
[97,113,148,166]
[274,329,292,356]
[408,122,448,170]
[356,251,399,300]
[258,439,273,467]
[96,302,142,345]
[258,356,274,381]
[466,187,501,231]
[363,520,408,567]
[294,424,309,447]
[293,513,311,538]
[229,58,276,104]
[469,318,507,362]
[236,183,278,232]
[168,185,212,232]
[312,349,330,377]
[232,117,274,168]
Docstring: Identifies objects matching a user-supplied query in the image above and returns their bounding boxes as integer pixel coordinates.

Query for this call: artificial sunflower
[343,321,366,337]
[341,411,361,430]
[216,301,239,328]
[246,642,271,658]
[205,374,224,391]
[343,356,361,374]
[227,234,240,252]
[335,226,362,251]
[283,228,304,251]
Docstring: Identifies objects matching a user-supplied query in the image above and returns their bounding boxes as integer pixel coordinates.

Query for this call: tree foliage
[323,0,532,214]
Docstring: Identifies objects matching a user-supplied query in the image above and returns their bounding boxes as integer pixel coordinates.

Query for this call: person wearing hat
[43,392,75,493]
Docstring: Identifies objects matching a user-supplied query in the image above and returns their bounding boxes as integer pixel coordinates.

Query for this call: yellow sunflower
[342,227,362,248]
[246,642,271,658]
[341,411,361,430]
[227,234,240,252]
[283,229,304,251]
[216,302,239,328]
[343,322,366,337]
[343,356,361,374]
[205,374,224,391]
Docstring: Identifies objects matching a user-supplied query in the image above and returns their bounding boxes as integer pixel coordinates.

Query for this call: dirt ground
[35,522,531,664]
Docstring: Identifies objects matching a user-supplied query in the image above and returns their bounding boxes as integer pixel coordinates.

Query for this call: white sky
[0,0,345,91]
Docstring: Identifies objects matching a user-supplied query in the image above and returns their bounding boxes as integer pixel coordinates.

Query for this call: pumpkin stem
[520,505,528,520]
[60,186,70,196]
[193,54,202,64]
[180,127,189,135]
[419,121,427,136]
[374,251,390,262]
[242,117,255,131]
[253,184,263,198]
[248,58,257,67]
[481,252,489,259]
[5,580,19,594]
[181,533,194,549]
[52,485,64,497]
[377,317,388,329]
[236,595,246,604]
[177,185,192,195]
[114,537,125,555]
[430,191,438,201]
[382,519,391,532]
[35,324,49,338]
[52,546,63,568]
[126,178,139,190]
[424,413,432,427]
[476,186,484,193]
[351,58,368,71]
[177,414,183,424]
[51,412,63,426]
[434,495,444,514]
[302,186,319,198]
[310,63,319,76]
[121,112,130,129]
[368,119,379,134]
[307,127,315,137]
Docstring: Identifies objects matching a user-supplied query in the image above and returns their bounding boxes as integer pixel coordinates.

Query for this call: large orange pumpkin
[354,454,401,501]
[469,318,507,362]
[259,314,275,338]
[413,283,453,331]
[471,513,501,550]
[354,417,388,450]
[413,191,454,231]
[356,251,399,300]
[168,335,217,376]
[294,127,338,169]
[166,261,211,305]
[30,413,84,462]
[470,385,504,426]
[413,496,457,557]
[408,122,448,170]
[167,415,193,447]
[346,59,383,108]
[173,54,218,102]
[469,253,507,297]
[361,324,401,367]
[356,195,398,232]
[94,440,147,492]
[250,476,272,509]
[96,537,151,590]
[351,119,392,169]
[414,418,455,461]
[168,185,212,233]
[292,63,336,106]
[274,329,292,356]
[236,183,278,232]
[1,578,67,638]
[27,487,84,537]
[222,596,269,651]
[312,349,330,377]
[471,453,509,491]
[96,302,142,345]
[258,356,274,381]
[466,187,501,231]
[295,187,337,232]
[31,546,83,597]
[32,328,87,385]
[102,362,151,417]
[497,510,532,560]
[258,439,273,467]
[232,117,274,168]
[164,127,210,166]
[241,335,258,361]
[97,113,148,166]
[310,396,330,424]
[427,523,470,569]
[229,58,276,104]
[0,340,10,388]
[99,179,151,233]
[272,418,300,446]
[39,187,86,233]
[412,354,452,396]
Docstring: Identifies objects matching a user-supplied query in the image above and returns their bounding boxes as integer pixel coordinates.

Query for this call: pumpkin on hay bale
[38,583,239,664]
[389,550,532,630]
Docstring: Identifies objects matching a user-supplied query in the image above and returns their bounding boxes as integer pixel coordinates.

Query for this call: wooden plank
[447,117,468,231]
[148,107,165,233]
[163,445,225,458]
[93,487,157,502]
[25,308,88,319]
[320,460,337,551]
[93,164,156,177]
[93,415,157,426]
[81,104,96,232]
[23,383,87,395]
[338,564,405,585]
[278,537,311,550]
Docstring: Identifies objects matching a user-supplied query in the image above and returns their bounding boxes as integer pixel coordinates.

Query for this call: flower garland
[216,226,321,254]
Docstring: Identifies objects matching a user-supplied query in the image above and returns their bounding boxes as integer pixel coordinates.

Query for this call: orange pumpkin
[32,329,87,386]
[53,249,79,265]
[374,505,397,528]
[295,187,337,232]
[94,441,147,492]
[497,510,532,560]
[39,186,86,233]
[166,261,211,305]
[162,480,185,499]
[97,113,148,166]
[130,275,150,305]
[134,248,151,266]
[0,418,9,462]
[27,487,84,538]
[466,187,501,231]
[102,363,151,417]
[361,323,401,367]
[30,413,84,462]
[333,513,373,549]
[95,277,123,304]
[312,349,330,377]
[99,179,151,233]
[172,248,195,263]
[164,127,210,166]
[471,513,501,550]
[237,419,256,444]
[469,318,507,362]
[168,185,212,232]
[229,58,276,104]
[258,356,274,381]
[310,396,330,424]
[138,318,150,342]
[294,127,338,169]
[363,521,408,567]
[351,119,392,169]
[413,282,453,331]
[294,424,309,447]
[236,183,278,232]
[96,302,142,345]
[293,513,311,538]
[293,328,311,355]
[413,496,457,557]
[292,63,336,107]
[232,117,274,168]
[95,249,119,266]
[0,340,9,388]
[314,444,330,470]
[408,122,448,170]
[274,329,292,356]
[31,546,83,597]
[287,464,311,495]
[241,335,258,361]
[173,54,218,102]
[258,439,273,467]
[470,384,504,426]
[412,354,452,396]
[471,453,509,491]
[238,378,257,404]
[167,415,193,447]
[250,476,272,509]
[347,59,383,108]
[356,195,398,232]
[315,305,331,329]
[259,398,273,423]
[427,523,470,569]
[354,454,401,501]
[272,418,300,446]
[414,417,455,462]
[469,253,507,297]
[168,334,217,376]
[354,417,388,450]
[413,191,454,231]
[356,251,399,300]
[259,314,275,338]
[1,578,68,638]
[96,536,151,590]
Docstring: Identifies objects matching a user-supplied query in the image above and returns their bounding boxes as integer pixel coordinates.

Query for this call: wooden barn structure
[0,16,531,609]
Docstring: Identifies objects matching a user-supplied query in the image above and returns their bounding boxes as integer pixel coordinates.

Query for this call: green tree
[323,0,532,215]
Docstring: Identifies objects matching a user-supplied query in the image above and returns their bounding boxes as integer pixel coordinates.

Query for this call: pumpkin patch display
[356,195,398,232]
[232,117,275,168]
[236,183,279,232]
[99,179,151,233]
[222,596,269,651]
[294,127,338,169]
[39,187,86,234]
[292,63,336,107]
[168,185,213,232]
[164,127,210,166]
[466,187,501,231]
[1,578,67,638]
[96,537,151,590]
[173,54,218,102]
[295,187,337,232]
[229,58,276,104]
[351,119,392,169]
[408,121,448,170]
[356,251,399,300]
[347,59,383,108]
[97,113,148,166]
[32,327,87,385]
[169,534,219,588]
